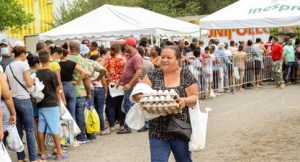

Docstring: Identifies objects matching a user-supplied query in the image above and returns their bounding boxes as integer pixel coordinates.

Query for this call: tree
[0,0,34,31]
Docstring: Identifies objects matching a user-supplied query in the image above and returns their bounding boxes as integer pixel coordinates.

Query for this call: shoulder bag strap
[9,64,30,94]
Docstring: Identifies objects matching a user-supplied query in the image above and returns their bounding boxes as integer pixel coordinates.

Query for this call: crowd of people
[0,33,299,161]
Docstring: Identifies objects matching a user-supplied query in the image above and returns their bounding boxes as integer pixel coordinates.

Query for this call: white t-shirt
[5,61,31,99]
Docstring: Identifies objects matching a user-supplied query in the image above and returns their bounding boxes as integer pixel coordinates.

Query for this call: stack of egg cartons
[140,89,181,116]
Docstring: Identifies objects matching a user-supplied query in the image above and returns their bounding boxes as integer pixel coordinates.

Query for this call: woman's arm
[178,83,198,109]
[0,74,16,124]
[54,70,66,105]
[24,70,34,88]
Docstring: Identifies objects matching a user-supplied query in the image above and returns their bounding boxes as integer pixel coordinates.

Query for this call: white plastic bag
[30,77,45,103]
[188,100,212,152]
[0,142,12,162]
[6,124,24,152]
[125,104,145,130]
[233,66,240,80]
[61,105,81,135]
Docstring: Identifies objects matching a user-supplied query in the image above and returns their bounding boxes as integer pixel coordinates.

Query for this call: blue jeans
[284,62,296,83]
[63,82,76,119]
[1,101,10,132]
[75,97,87,141]
[13,98,37,161]
[106,91,124,127]
[122,88,133,128]
[149,138,192,162]
[93,87,106,131]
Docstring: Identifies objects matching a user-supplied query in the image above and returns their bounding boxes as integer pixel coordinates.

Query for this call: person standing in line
[68,40,91,143]
[59,47,86,119]
[106,43,127,132]
[283,38,296,84]
[271,37,285,88]
[36,50,68,160]
[5,46,38,162]
[0,39,14,71]
[117,37,143,134]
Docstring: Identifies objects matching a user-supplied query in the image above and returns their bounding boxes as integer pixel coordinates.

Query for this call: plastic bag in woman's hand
[189,100,212,152]
[6,124,24,152]
[125,104,145,130]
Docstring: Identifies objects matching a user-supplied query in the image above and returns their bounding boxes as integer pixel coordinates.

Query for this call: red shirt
[271,43,283,61]
[106,54,127,84]
[121,52,143,85]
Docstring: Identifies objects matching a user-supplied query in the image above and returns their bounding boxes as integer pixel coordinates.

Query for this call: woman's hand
[177,97,186,109]
[9,115,16,124]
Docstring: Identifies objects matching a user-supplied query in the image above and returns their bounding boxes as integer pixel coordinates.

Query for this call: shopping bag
[61,106,81,136]
[6,124,24,152]
[233,66,240,80]
[0,142,12,162]
[84,104,100,134]
[188,100,212,152]
[60,119,74,146]
[125,104,145,130]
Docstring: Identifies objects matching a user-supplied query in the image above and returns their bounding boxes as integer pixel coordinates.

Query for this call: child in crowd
[36,49,68,160]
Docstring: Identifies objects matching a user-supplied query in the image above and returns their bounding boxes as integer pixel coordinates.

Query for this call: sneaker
[117,128,132,134]
[280,84,285,89]
[77,139,91,144]
[98,129,111,135]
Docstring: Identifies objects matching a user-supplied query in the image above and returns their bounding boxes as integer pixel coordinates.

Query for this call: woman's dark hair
[153,46,161,56]
[99,48,107,56]
[14,46,27,58]
[50,46,63,55]
[189,42,196,50]
[27,53,40,67]
[137,46,145,56]
[256,38,262,43]
[247,40,253,46]
[193,49,200,58]
[62,42,69,50]
[238,45,244,51]
[90,54,100,61]
[162,46,181,60]
[204,46,210,51]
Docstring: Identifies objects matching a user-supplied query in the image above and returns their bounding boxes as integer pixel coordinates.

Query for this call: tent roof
[40,4,199,40]
[200,0,300,29]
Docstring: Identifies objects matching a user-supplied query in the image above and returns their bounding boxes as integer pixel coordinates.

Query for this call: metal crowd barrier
[182,54,275,98]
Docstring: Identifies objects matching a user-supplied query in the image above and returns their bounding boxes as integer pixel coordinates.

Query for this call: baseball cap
[0,39,10,45]
[14,41,25,47]
[82,39,90,46]
[124,37,137,46]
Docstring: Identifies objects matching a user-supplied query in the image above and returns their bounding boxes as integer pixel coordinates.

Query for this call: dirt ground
[9,84,300,162]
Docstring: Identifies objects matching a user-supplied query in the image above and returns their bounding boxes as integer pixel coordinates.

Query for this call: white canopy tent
[200,0,300,29]
[39,4,200,41]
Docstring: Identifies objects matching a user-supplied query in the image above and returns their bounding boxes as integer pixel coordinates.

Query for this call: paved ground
[9,84,300,162]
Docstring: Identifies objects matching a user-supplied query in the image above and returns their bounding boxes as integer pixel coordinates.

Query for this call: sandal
[54,153,69,161]
[40,153,52,160]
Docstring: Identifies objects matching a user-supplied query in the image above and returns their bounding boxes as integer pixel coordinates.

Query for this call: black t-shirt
[59,60,77,82]
[36,69,59,108]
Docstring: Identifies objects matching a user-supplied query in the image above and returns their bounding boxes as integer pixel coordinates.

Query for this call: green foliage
[0,0,34,31]
[54,0,238,26]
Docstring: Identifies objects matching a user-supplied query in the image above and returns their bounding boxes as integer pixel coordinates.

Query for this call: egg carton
[140,89,182,115]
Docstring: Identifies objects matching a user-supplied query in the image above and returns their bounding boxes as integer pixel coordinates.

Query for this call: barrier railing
[182,54,275,97]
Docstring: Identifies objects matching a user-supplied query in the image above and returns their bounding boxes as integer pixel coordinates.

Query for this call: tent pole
[199,28,202,41]
[151,35,154,46]
[252,28,255,42]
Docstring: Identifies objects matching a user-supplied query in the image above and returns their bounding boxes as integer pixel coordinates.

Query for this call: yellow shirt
[49,59,61,72]
[90,50,99,56]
